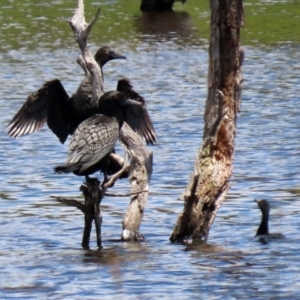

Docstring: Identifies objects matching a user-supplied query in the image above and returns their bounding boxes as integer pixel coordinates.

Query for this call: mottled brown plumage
[54,114,119,176]
[54,91,142,177]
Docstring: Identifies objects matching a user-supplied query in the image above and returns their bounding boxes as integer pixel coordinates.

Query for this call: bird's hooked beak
[122,98,143,107]
[254,199,261,206]
[108,50,126,60]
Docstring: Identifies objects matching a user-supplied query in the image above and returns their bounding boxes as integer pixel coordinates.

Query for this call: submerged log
[170,0,244,243]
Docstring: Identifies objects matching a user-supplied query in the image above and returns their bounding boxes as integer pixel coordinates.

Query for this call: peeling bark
[120,123,153,241]
[170,0,244,243]
[69,0,103,101]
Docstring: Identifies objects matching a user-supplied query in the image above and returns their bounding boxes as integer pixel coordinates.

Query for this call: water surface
[0,0,300,299]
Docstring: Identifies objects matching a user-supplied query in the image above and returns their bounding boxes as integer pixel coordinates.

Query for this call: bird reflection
[134,10,195,42]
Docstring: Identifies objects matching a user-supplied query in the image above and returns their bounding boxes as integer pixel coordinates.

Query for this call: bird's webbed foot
[102,164,130,190]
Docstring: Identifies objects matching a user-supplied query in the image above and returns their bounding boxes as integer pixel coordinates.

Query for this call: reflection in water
[135,11,196,43]
[183,241,228,254]
[140,0,186,12]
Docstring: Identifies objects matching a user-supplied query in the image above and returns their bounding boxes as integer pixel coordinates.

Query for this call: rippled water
[1,1,300,299]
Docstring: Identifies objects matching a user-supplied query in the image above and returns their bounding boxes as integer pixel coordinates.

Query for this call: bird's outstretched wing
[7,79,71,143]
[117,79,157,144]
[46,81,72,144]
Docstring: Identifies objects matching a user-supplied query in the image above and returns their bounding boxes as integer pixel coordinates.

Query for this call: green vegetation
[242,0,300,46]
[0,0,299,52]
[181,0,300,46]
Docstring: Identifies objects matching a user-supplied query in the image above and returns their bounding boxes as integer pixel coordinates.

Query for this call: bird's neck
[99,107,124,129]
[256,213,269,235]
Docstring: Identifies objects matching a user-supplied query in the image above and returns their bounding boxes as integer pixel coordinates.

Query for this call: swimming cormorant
[255,199,285,239]
[54,91,142,179]
[7,46,126,144]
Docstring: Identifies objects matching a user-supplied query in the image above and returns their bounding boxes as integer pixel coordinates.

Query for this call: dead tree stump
[120,123,153,241]
[54,0,153,248]
[54,166,128,249]
[170,0,244,243]
[80,178,102,249]
[55,178,103,249]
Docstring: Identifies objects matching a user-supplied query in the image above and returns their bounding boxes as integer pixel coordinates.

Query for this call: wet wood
[53,164,129,249]
[120,123,153,241]
[170,0,244,243]
[80,177,102,249]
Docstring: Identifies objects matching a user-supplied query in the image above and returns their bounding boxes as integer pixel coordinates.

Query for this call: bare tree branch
[119,123,153,241]
[51,196,86,213]
[69,0,103,102]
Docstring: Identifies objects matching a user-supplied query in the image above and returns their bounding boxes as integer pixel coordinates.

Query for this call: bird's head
[255,199,270,214]
[117,78,133,94]
[99,91,142,114]
[94,46,126,67]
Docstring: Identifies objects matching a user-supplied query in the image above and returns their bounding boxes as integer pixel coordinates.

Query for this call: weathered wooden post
[170,0,244,243]
[120,123,153,241]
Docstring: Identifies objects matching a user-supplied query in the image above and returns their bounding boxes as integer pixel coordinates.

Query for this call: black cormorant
[7,46,126,144]
[54,91,142,178]
[117,78,156,144]
[255,199,285,239]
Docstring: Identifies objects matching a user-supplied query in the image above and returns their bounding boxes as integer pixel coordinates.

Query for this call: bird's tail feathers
[54,163,81,174]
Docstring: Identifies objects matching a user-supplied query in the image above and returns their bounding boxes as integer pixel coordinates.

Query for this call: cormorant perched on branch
[7,46,126,144]
[255,199,285,239]
[54,91,142,179]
